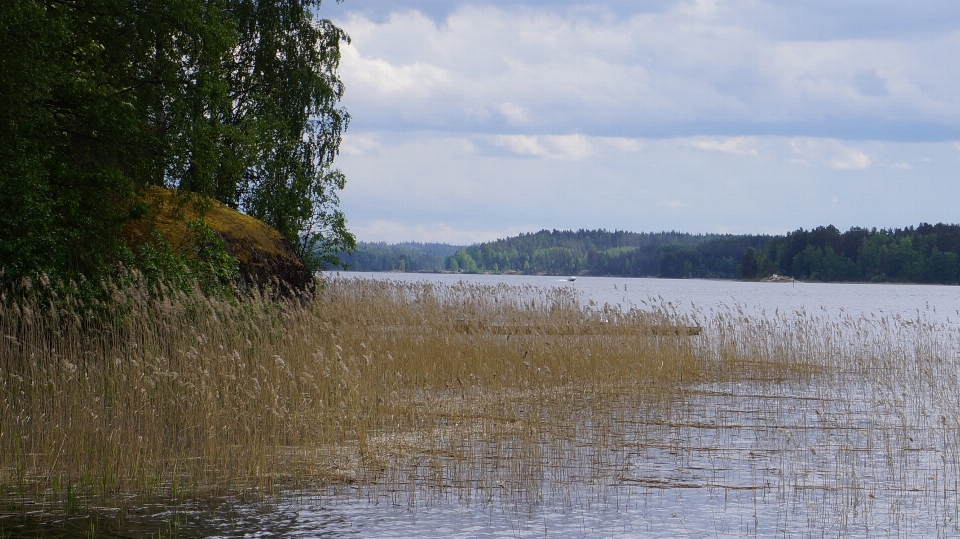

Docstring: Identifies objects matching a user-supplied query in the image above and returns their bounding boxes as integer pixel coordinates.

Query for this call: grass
[2,274,959,535]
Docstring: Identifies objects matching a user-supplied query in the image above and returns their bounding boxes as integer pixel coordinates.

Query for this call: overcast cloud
[322,0,960,244]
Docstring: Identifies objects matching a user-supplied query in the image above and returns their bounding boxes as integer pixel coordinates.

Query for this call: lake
[7,273,960,538]
[279,273,960,538]
[335,271,960,324]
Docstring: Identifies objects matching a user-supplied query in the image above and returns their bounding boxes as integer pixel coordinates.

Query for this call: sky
[321,0,960,245]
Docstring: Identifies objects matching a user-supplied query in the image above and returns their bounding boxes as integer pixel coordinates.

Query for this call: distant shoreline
[330,269,958,287]
[338,225,960,286]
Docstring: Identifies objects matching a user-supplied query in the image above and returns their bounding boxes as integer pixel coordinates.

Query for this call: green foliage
[0,0,352,283]
[0,0,146,281]
[762,223,960,284]
[738,248,760,279]
[339,242,461,272]
[443,229,769,279]
[430,225,960,284]
[219,6,356,270]
[122,220,240,297]
[790,246,858,282]
[737,247,775,280]
[448,249,480,274]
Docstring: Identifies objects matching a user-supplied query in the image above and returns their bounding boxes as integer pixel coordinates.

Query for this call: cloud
[350,219,529,245]
[499,102,530,125]
[490,134,594,160]
[339,41,452,101]
[337,131,960,241]
[490,135,546,157]
[334,3,960,140]
[676,0,720,18]
[659,199,688,210]
[828,148,871,170]
[789,138,871,169]
[340,134,381,156]
[853,69,890,98]
[546,135,595,160]
[324,1,960,242]
[684,136,758,156]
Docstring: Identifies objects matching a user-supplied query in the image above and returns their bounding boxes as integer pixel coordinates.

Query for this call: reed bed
[0,276,785,500]
[2,274,959,536]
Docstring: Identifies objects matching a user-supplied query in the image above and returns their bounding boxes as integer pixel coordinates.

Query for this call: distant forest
[341,224,960,284]
[445,230,768,279]
[338,242,462,272]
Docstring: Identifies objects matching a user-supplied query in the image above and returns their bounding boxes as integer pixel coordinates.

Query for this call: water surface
[8,273,960,538]
[334,271,960,324]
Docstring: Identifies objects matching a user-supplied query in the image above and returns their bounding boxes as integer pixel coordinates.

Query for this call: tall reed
[0,275,843,510]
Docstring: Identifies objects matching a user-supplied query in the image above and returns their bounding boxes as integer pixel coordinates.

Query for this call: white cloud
[675,0,721,18]
[337,132,960,240]
[790,138,871,169]
[498,102,530,125]
[545,135,595,160]
[490,134,594,160]
[350,219,528,245]
[684,136,759,156]
[340,133,381,156]
[659,199,689,210]
[828,149,871,170]
[491,134,547,157]
[334,4,960,138]
[326,1,960,243]
[340,43,452,100]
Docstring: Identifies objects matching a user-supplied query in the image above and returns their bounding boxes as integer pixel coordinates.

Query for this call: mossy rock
[122,186,314,295]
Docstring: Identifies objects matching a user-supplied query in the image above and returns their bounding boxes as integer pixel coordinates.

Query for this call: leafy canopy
[0,0,354,282]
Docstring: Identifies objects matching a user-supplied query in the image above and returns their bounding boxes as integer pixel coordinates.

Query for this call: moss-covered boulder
[122,187,314,295]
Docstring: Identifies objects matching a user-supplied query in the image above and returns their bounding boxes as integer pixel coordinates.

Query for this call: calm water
[8,274,960,538]
[335,271,960,325]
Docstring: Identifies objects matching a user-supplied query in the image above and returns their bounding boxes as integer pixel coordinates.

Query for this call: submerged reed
[0,276,703,501]
[2,273,953,533]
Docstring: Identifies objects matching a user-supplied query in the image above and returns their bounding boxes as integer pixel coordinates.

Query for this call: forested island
[344,224,960,284]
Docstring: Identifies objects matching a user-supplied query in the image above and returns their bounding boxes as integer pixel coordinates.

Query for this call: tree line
[443,229,770,279]
[345,225,960,285]
[337,242,461,273]
[751,223,960,284]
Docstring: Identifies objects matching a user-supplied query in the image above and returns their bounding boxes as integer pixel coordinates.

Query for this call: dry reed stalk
[0,274,896,514]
